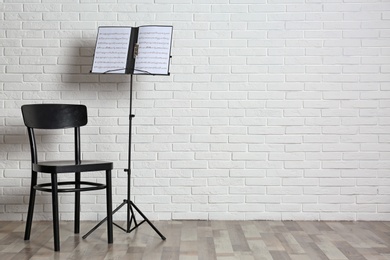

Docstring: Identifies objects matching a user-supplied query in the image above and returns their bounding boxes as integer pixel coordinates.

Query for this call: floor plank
[0,220,389,259]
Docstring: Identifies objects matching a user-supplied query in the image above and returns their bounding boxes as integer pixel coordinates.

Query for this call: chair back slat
[21,104,88,129]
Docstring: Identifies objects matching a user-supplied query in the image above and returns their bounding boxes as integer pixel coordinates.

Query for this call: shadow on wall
[62,37,130,91]
[1,36,135,219]
[1,37,126,212]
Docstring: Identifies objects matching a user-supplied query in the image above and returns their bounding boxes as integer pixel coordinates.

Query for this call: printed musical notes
[91,27,132,73]
[91,25,173,75]
[134,26,173,75]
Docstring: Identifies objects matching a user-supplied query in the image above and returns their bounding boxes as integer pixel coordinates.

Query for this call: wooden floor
[0,220,390,260]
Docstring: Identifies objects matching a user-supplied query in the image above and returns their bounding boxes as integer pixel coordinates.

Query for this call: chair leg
[105,170,113,244]
[51,174,60,252]
[24,171,37,241]
[74,172,80,234]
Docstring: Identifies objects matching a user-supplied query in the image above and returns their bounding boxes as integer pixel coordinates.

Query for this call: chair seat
[33,160,113,173]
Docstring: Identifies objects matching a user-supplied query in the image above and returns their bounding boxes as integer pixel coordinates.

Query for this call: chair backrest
[21,104,87,164]
[21,104,88,129]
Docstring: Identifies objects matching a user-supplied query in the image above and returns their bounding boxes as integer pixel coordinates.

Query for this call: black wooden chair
[21,104,113,251]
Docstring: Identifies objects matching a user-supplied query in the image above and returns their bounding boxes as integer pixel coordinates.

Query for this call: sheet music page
[91,27,132,74]
[134,26,173,75]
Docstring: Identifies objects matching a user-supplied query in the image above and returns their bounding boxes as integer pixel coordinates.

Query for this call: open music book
[91,25,173,75]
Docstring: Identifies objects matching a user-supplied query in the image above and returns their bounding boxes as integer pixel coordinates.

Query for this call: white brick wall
[1,0,389,221]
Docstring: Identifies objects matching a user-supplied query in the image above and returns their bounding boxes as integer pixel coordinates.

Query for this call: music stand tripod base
[82,169,166,240]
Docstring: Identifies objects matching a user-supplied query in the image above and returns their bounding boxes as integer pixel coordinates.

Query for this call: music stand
[83,25,172,240]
